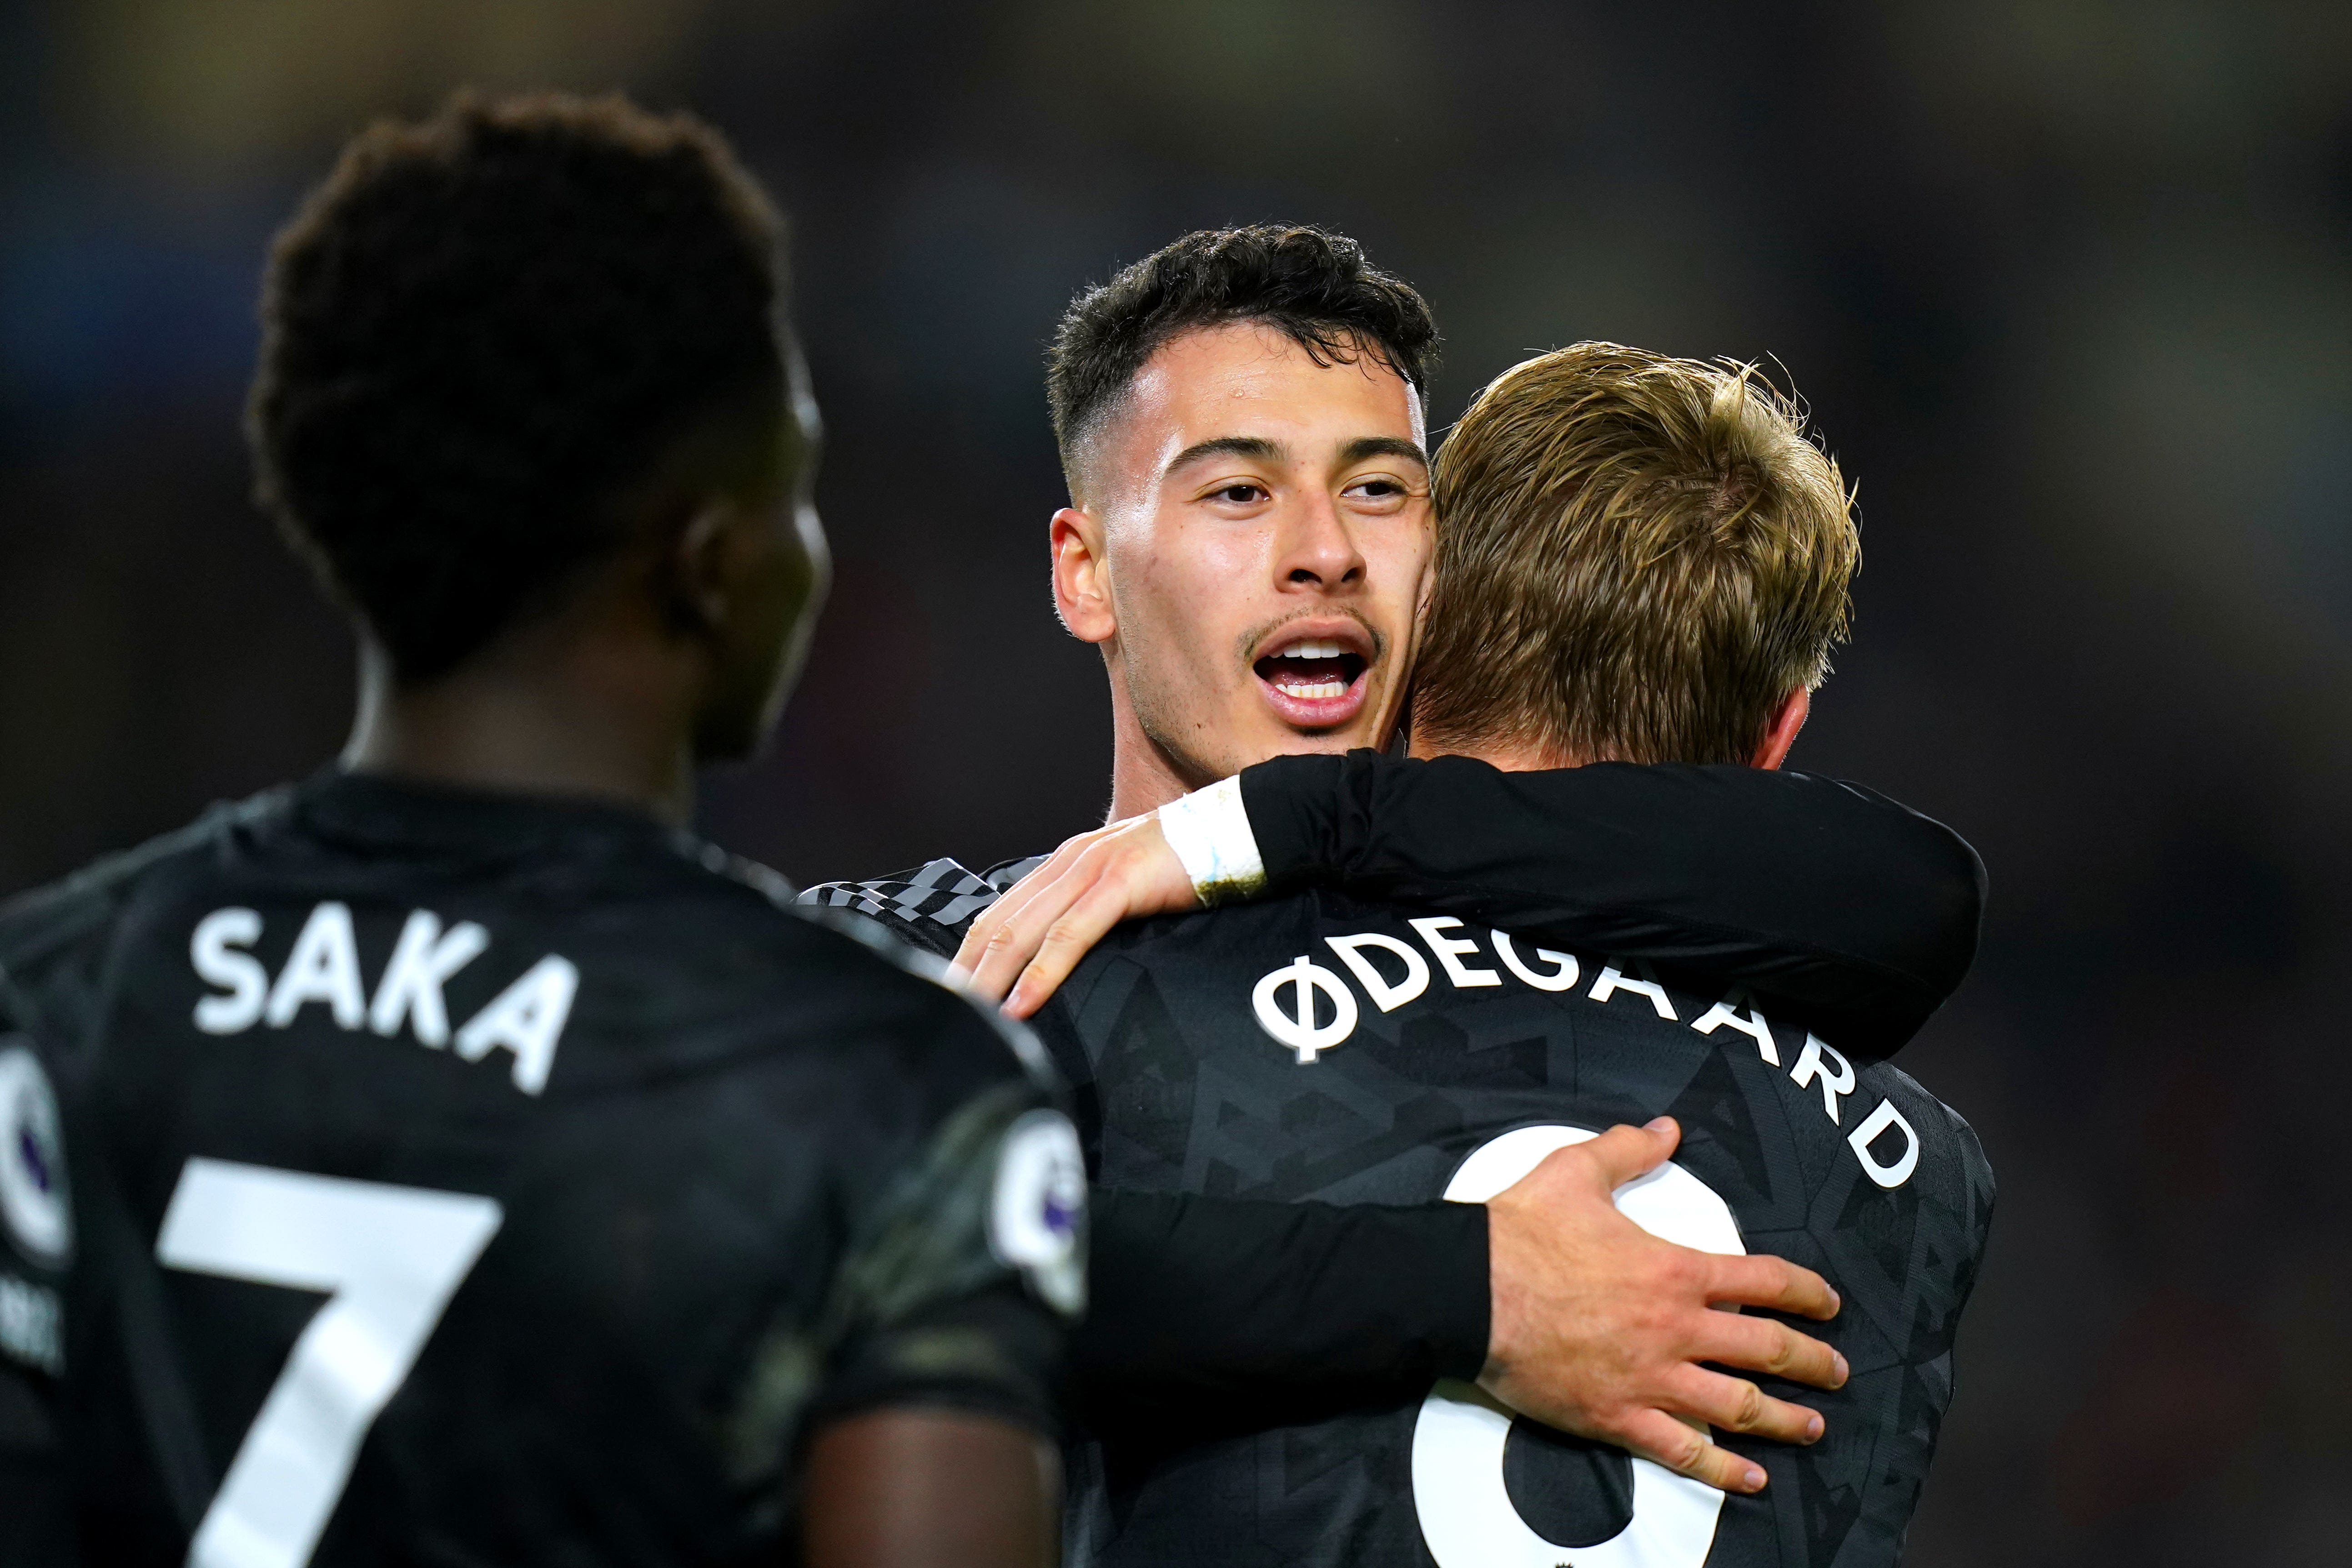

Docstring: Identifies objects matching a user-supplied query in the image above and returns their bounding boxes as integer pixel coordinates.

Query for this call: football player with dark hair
[0,93,1081,1568]
[810,226,1983,1509]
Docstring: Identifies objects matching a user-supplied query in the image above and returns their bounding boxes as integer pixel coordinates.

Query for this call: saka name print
[188,902,577,1095]
[1250,916,1923,1190]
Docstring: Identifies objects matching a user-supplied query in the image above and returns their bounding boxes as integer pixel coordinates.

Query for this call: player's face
[694,357,831,760]
[1060,322,1432,792]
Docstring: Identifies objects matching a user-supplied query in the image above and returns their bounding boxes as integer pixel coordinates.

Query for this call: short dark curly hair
[249,92,788,680]
[1046,225,1438,495]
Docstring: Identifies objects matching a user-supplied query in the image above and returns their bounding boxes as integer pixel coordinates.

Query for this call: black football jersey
[1055,889,1993,1568]
[0,771,1084,1568]
[803,755,1991,1567]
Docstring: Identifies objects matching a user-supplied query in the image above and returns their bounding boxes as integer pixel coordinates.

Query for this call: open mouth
[1249,627,1377,730]
[1254,638,1369,701]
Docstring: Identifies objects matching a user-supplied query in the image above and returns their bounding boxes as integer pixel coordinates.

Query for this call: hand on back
[957,826,1852,1498]
[952,815,1199,1016]
[1483,1117,1846,1493]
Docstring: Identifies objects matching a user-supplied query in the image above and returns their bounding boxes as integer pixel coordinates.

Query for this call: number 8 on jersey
[1412,1126,1745,1568]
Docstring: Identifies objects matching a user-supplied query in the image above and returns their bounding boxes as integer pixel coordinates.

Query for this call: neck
[1408,691,1806,773]
[342,633,700,827]
[1407,731,1577,772]
[1103,678,1203,824]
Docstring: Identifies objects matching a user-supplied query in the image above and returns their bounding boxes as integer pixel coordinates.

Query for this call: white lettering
[453,956,577,1096]
[1847,1099,1920,1188]
[1324,933,1431,1013]
[368,911,489,1048]
[1489,931,1579,991]
[264,903,366,1031]
[1252,956,1360,1064]
[1408,918,1502,989]
[1790,1034,1856,1124]
[1692,993,1780,1066]
[191,908,269,1035]
[1590,961,1677,1021]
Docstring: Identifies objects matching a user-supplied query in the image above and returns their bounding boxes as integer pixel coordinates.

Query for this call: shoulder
[803,904,1058,1083]
[1863,1060,1997,1231]
[0,791,287,1026]
[681,856,1058,1094]
[683,844,961,987]
[0,792,283,950]
[797,854,1046,957]
[1872,1062,1992,1166]
[1928,1081,1998,1213]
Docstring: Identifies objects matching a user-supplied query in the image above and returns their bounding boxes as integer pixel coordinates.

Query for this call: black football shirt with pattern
[805,751,1992,1560]
[0,771,1083,1568]
[1050,887,1992,1568]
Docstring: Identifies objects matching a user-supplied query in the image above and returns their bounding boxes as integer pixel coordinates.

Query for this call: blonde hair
[1414,343,1857,765]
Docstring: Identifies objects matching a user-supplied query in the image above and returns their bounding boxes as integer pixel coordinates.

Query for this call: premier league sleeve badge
[986,1108,1086,1317]
[0,1040,71,1271]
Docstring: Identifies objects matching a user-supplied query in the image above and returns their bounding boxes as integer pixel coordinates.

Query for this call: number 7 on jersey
[157,1159,503,1568]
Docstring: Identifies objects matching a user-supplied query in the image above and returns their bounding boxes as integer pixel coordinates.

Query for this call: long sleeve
[1238,751,1985,1055]
[1074,1188,1489,1428]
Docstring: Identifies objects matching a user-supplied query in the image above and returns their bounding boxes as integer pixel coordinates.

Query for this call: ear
[1051,507,1116,644]
[666,496,741,640]
[1751,686,1811,769]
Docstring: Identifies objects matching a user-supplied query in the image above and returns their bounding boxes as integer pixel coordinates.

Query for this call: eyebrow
[1338,436,1429,471]
[1162,433,1429,479]
[1164,436,1284,477]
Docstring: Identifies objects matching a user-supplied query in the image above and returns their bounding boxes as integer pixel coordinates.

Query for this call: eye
[1209,482,1270,505]
[1344,474,1417,505]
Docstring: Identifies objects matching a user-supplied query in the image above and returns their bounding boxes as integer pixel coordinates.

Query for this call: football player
[0,94,1081,1568]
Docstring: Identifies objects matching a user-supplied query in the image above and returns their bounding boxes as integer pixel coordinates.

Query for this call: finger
[958,866,1094,1001]
[1656,1363,1824,1445]
[1608,1408,1766,1494]
[1573,1118,1679,1190]
[994,827,1202,1014]
[951,920,1005,992]
[954,829,1117,975]
[966,834,1138,998]
[955,905,1028,1002]
[989,864,1116,1001]
[1690,1312,1847,1392]
[954,885,1031,985]
[1002,873,1135,1018]
[1702,1252,1841,1322]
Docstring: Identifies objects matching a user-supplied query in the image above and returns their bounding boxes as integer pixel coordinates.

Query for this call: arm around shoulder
[1237,750,1986,1053]
[1075,1189,1489,1422]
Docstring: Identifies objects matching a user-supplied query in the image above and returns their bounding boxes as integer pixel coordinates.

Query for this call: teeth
[1275,638,1350,659]
[1275,680,1348,700]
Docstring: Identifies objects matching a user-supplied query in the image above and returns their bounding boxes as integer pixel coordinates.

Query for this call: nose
[1273,489,1365,593]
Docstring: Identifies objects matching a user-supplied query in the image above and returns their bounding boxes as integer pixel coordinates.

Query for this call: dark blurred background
[4,1,2346,1561]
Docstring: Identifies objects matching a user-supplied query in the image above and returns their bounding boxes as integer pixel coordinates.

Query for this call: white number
[157,1159,503,1568]
[1412,1126,1744,1568]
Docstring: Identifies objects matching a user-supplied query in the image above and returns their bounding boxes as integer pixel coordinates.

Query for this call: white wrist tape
[1155,775,1268,906]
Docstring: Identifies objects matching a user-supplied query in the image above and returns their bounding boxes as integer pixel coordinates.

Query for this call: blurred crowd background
[4,2,2348,1562]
